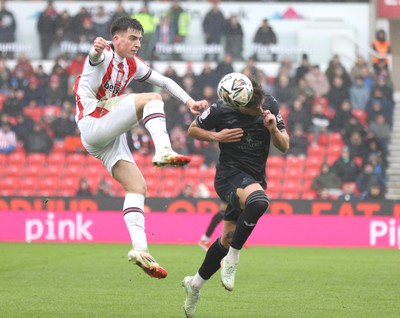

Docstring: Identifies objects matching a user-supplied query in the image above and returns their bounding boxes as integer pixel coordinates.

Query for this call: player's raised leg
[134,93,191,167]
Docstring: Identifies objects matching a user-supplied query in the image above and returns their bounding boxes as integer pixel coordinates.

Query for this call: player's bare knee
[221,231,234,248]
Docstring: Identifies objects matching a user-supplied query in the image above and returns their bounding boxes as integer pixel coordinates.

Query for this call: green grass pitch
[0,243,399,318]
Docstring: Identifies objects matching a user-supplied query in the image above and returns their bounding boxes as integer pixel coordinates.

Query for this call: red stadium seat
[146,188,159,197]
[62,176,80,192]
[19,188,37,196]
[47,153,66,165]
[18,176,38,195]
[201,167,216,180]
[7,152,26,166]
[27,153,47,166]
[188,154,205,168]
[307,144,327,158]
[267,156,285,168]
[86,155,102,167]
[183,167,200,179]
[38,176,59,190]
[5,163,22,177]
[43,105,61,118]
[141,154,154,167]
[110,178,124,192]
[23,106,43,121]
[0,153,6,165]
[146,177,159,193]
[286,156,306,169]
[161,169,183,183]
[0,189,14,196]
[132,153,145,166]
[326,143,343,158]
[266,189,280,199]
[284,166,305,180]
[52,141,66,153]
[326,154,338,166]
[301,191,317,200]
[305,155,325,169]
[280,191,301,200]
[66,153,87,166]
[352,109,367,126]
[44,163,64,178]
[57,189,76,197]
[303,167,321,181]
[159,188,179,198]
[266,179,283,191]
[266,167,282,180]
[39,188,58,197]
[24,164,42,177]
[327,132,344,146]
[3,176,18,190]
[143,165,160,179]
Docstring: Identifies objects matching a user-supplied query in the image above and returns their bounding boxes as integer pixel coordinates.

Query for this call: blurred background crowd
[0,0,395,201]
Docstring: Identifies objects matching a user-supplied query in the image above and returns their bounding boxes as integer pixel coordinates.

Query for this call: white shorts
[77,94,138,174]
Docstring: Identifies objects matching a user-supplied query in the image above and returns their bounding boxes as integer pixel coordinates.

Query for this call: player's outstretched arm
[146,71,208,115]
[186,99,208,116]
[188,121,243,143]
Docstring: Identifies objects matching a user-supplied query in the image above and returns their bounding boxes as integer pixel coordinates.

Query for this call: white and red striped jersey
[73,44,151,122]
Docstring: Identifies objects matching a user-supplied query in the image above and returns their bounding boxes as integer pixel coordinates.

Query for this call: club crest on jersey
[103,80,121,95]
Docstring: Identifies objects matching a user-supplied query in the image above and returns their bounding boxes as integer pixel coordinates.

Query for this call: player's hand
[216,128,243,143]
[93,37,109,54]
[263,110,277,132]
[187,99,208,115]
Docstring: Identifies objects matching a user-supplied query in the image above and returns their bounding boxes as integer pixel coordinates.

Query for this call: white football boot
[220,257,238,291]
[152,147,191,167]
[182,276,200,318]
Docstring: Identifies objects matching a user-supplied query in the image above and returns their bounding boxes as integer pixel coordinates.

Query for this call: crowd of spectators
[0,0,279,63]
[0,0,394,200]
[0,47,394,200]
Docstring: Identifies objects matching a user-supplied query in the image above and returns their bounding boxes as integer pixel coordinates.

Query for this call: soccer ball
[217,73,253,108]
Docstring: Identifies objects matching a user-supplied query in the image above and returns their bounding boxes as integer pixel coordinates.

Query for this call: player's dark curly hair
[245,79,265,108]
[110,17,144,36]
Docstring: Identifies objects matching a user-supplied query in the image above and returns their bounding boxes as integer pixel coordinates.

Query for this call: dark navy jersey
[195,94,286,184]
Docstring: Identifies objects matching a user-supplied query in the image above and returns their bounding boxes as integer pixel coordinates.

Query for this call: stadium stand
[0,3,396,201]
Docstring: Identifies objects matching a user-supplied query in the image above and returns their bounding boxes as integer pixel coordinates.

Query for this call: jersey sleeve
[265,95,286,132]
[195,103,220,131]
[132,57,152,81]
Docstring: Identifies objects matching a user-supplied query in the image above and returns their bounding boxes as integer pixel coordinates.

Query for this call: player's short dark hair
[110,17,144,36]
[245,79,265,108]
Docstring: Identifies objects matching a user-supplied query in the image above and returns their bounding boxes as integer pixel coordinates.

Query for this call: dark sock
[198,238,228,280]
[231,190,269,249]
[205,211,224,237]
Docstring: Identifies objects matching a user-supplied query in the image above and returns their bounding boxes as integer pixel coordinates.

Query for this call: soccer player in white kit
[73,17,208,279]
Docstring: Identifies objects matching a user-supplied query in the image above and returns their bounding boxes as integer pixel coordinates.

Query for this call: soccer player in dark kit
[182,76,289,317]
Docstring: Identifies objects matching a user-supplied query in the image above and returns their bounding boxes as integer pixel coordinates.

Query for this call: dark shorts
[215,165,265,222]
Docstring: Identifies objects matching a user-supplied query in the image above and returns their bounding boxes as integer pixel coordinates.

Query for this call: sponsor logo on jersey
[103,80,121,95]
